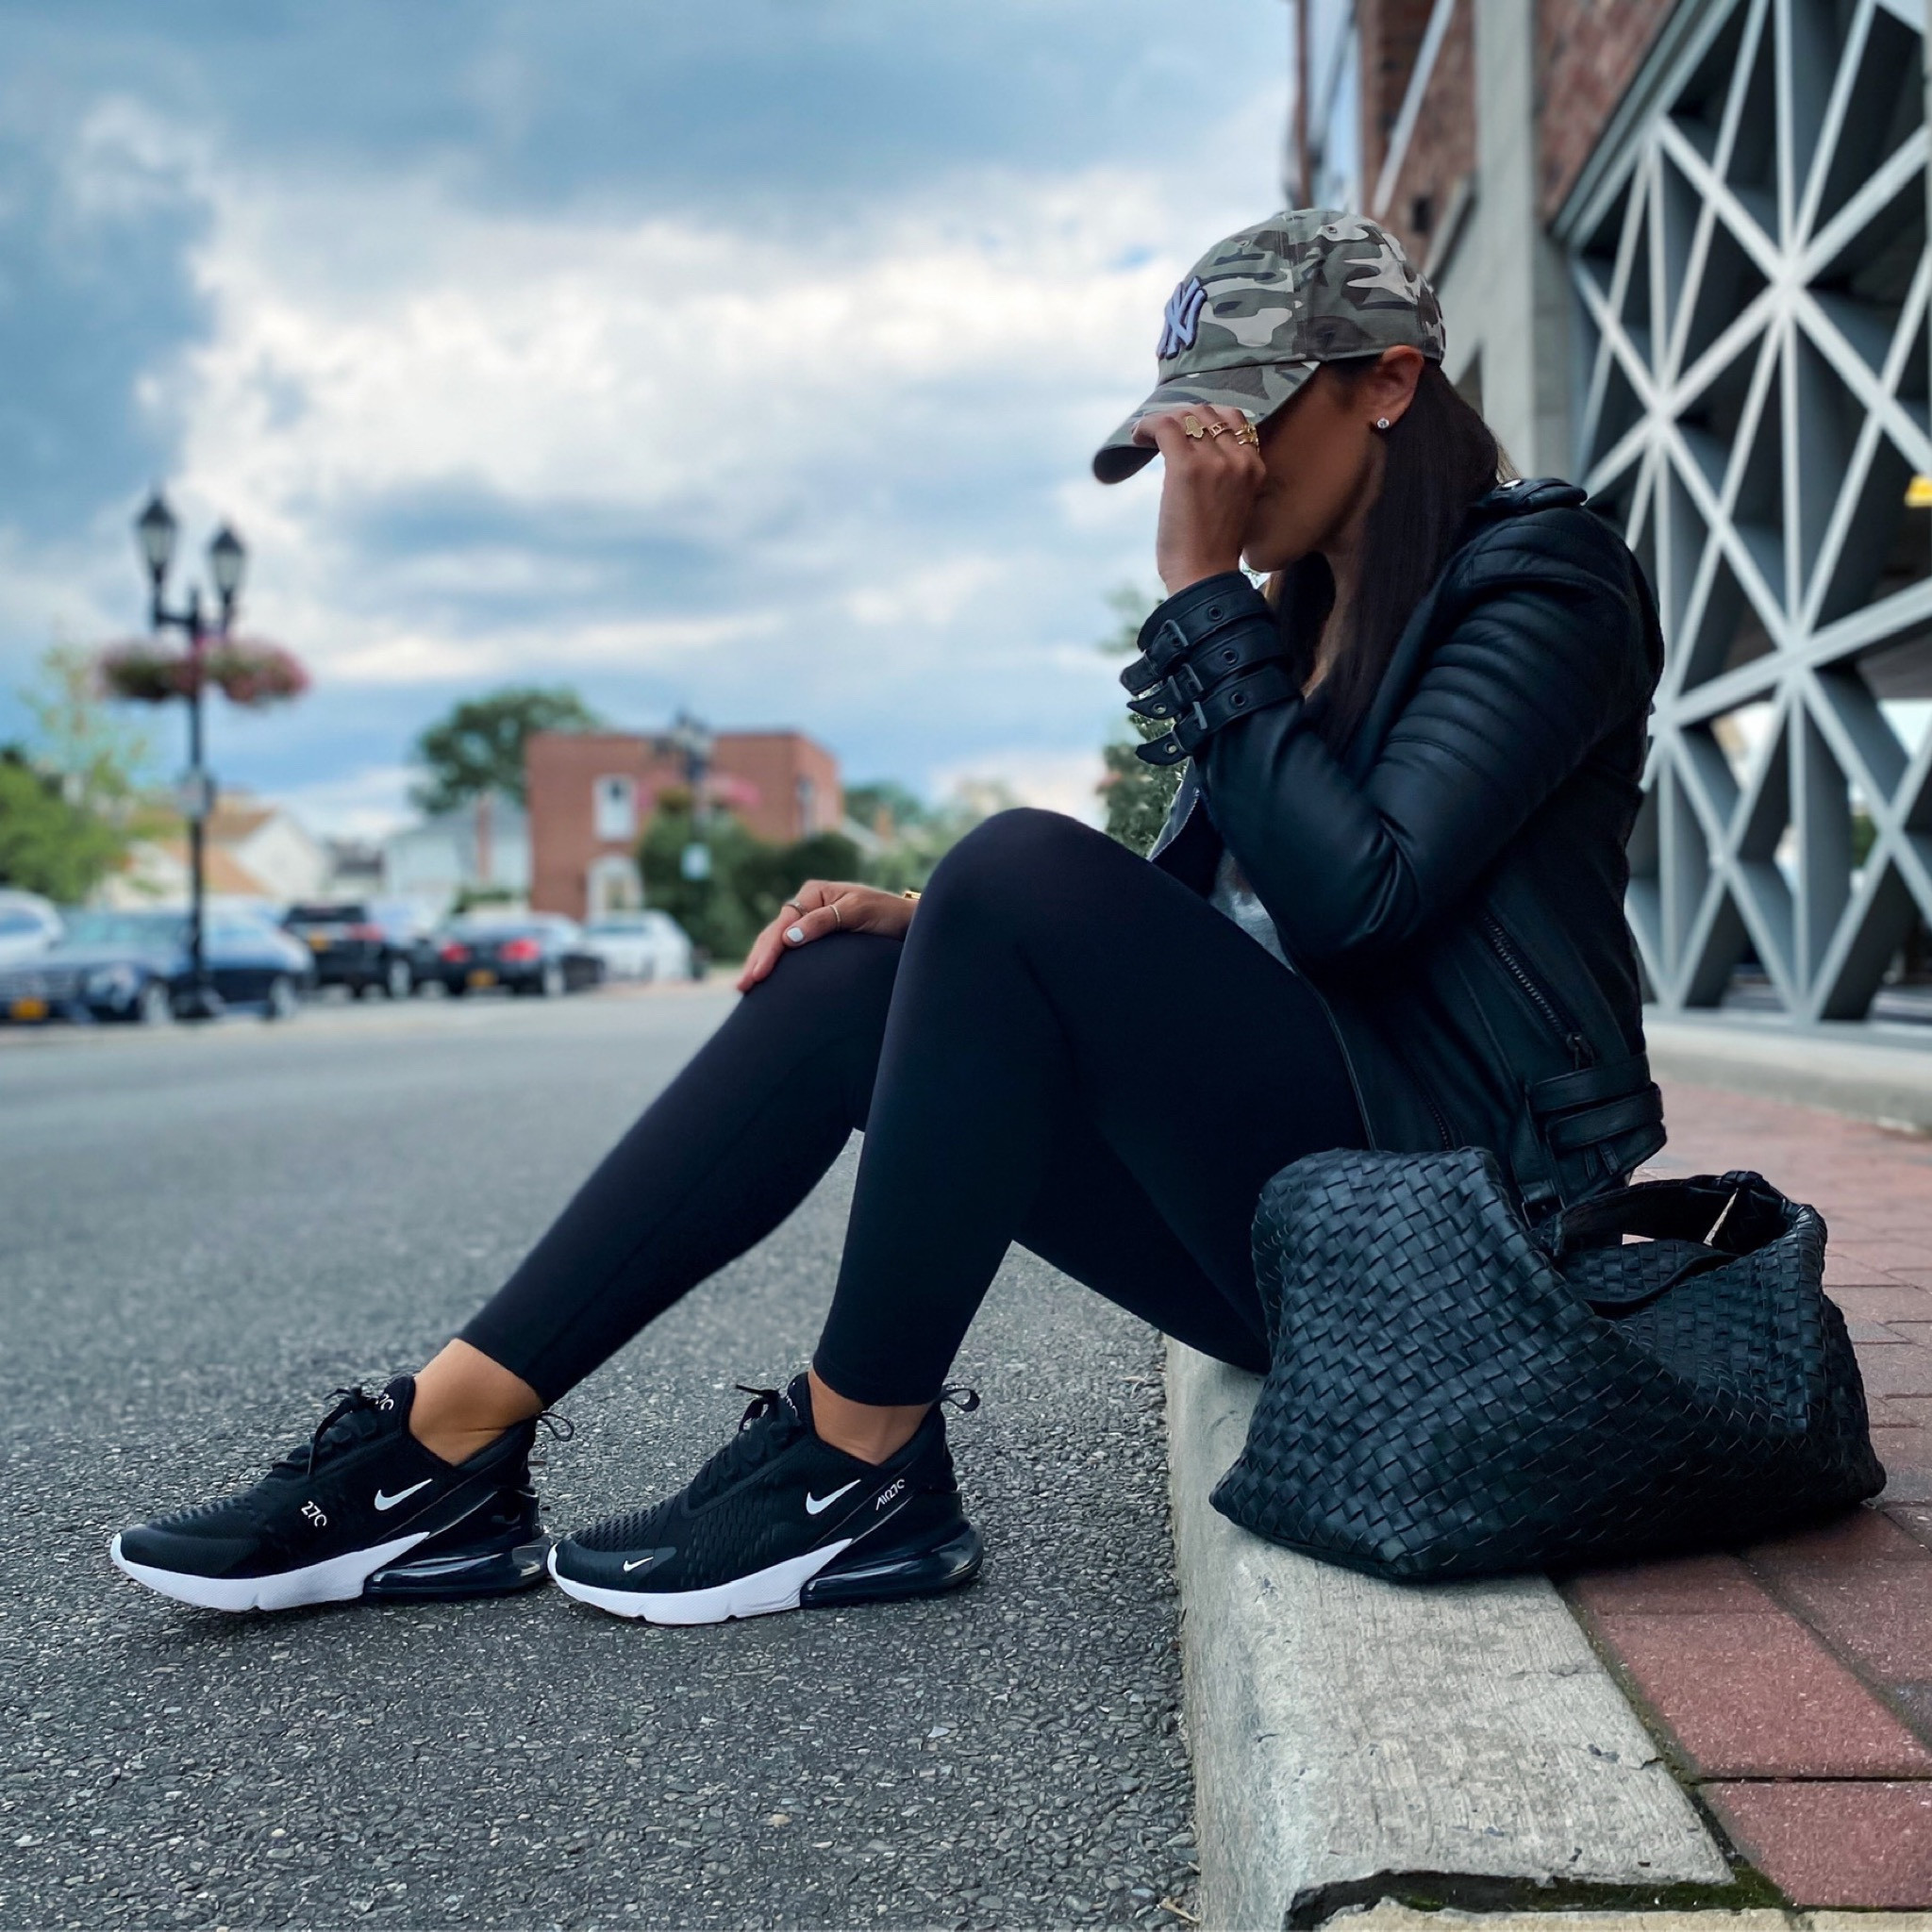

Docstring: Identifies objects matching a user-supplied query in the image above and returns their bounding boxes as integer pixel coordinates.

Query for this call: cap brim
[1091,360,1318,484]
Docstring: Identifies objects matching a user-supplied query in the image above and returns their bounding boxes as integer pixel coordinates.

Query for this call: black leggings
[459,808,1367,1406]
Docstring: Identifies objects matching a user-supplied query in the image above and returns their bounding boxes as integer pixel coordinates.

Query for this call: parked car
[0,890,62,966]
[580,910,696,982]
[429,915,605,999]
[282,899,436,999]
[0,908,315,1024]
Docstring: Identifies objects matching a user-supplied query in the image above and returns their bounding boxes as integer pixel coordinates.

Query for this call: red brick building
[1325,0,1675,269]
[525,728,842,922]
[1297,0,1675,443]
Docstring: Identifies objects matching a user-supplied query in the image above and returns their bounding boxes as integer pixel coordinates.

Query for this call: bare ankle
[808,1366,928,1465]
[409,1340,543,1466]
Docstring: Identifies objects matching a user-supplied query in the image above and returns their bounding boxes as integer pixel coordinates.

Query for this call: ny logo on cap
[1158,276,1208,359]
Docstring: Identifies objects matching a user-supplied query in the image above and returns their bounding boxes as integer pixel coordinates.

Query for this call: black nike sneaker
[547,1374,982,1624]
[110,1377,557,1612]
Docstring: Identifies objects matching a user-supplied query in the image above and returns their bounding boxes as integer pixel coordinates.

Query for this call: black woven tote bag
[1210,1148,1885,1581]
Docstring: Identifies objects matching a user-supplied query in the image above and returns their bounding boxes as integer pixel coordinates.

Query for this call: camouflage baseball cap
[1092,208,1447,484]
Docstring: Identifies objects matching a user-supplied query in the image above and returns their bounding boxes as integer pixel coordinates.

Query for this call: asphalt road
[0,985,1196,1931]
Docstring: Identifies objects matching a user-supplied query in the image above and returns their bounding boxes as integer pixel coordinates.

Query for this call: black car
[429,915,606,998]
[0,909,316,1024]
[283,899,436,999]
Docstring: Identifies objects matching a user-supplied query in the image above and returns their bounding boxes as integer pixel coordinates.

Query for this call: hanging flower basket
[98,638,309,708]
[97,641,192,703]
[202,640,308,707]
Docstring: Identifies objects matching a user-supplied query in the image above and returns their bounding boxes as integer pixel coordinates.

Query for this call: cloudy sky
[0,2,1291,835]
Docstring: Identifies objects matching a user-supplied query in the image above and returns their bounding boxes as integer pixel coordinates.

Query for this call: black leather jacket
[1146,475,1666,1217]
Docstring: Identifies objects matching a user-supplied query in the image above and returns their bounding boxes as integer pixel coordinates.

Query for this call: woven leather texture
[1211,1149,1886,1581]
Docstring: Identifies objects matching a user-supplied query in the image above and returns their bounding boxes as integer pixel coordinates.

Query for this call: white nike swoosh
[805,1480,860,1517]
[373,1480,433,1512]
[622,1556,658,1574]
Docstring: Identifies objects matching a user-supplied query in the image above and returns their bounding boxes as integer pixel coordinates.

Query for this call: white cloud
[842,556,1008,629]
[7,61,1290,799]
[929,744,1109,827]
[259,762,415,841]
[324,610,784,687]
[172,167,1183,538]
[151,108,1276,681]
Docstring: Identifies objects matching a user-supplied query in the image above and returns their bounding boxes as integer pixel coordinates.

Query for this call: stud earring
[1374,416,1391,431]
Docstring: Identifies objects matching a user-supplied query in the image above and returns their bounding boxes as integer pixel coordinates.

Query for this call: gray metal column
[1472,0,1574,476]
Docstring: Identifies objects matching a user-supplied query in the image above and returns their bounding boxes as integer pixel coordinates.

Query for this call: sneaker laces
[683,1384,804,1509]
[263,1385,573,1483]
[528,1407,573,1469]
[268,1385,391,1481]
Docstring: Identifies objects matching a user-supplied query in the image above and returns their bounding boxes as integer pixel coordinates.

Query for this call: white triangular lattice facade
[1563,0,1932,1019]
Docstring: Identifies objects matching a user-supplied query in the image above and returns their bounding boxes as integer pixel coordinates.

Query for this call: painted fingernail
[785,925,805,943]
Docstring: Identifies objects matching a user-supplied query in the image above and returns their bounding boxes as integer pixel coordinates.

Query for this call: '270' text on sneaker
[110,1377,552,1612]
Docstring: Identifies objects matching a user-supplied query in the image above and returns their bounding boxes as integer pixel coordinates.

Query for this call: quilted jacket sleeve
[1197,508,1653,965]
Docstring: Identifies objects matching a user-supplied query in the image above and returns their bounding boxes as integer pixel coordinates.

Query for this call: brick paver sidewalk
[1562,1080,1932,1910]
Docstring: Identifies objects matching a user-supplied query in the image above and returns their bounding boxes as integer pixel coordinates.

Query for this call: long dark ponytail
[1277,359,1513,749]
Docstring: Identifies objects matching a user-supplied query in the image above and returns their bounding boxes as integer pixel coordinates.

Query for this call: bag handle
[1574,1245,1734,1318]
[1549,1170,1787,1263]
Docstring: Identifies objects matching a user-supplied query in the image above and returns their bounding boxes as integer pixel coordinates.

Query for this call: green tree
[0,641,158,902]
[640,791,874,963]
[1094,586,1182,854]
[0,752,123,901]
[843,780,931,838]
[637,791,763,960]
[22,639,154,817]
[411,685,603,812]
[731,829,867,936]
[870,783,1013,894]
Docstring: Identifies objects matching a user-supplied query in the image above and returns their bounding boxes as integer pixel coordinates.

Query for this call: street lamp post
[667,709,715,884]
[133,491,247,1019]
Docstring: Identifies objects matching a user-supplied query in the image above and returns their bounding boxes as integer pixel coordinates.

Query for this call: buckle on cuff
[1125,658,1207,720]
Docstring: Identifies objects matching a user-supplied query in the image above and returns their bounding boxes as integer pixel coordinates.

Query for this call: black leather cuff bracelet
[1125,618,1286,722]
[1135,659,1300,767]
[1120,572,1269,694]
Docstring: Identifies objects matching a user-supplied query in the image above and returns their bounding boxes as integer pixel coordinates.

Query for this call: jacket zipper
[1384,1036,1454,1149]
[1413,1062,1455,1149]
[1479,911,1594,1069]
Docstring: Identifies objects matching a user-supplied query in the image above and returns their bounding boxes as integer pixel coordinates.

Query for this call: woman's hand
[736,880,914,991]
[1136,404,1267,595]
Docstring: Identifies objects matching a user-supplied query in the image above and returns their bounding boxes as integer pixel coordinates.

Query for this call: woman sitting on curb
[111,208,1664,1625]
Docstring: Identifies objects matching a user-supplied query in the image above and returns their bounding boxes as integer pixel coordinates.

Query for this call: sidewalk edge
[1165,1341,1730,1932]
[1644,1017,1932,1133]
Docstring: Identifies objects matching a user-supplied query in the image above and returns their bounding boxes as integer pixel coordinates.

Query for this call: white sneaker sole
[109,1529,433,1613]
[545,1538,855,1624]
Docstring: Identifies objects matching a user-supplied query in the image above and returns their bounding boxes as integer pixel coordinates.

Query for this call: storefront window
[593,774,637,842]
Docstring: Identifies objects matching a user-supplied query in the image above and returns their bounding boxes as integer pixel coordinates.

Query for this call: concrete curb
[1644,1014,1932,1133]
[1165,1342,1729,1931]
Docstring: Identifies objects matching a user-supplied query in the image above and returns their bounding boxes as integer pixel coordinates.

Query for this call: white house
[382,791,531,920]
[101,792,333,909]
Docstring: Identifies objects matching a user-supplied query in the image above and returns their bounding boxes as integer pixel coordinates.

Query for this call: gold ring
[1233,421,1260,447]
[1205,421,1229,438]
[830,901,842,929]
[1182,413,1208,440]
